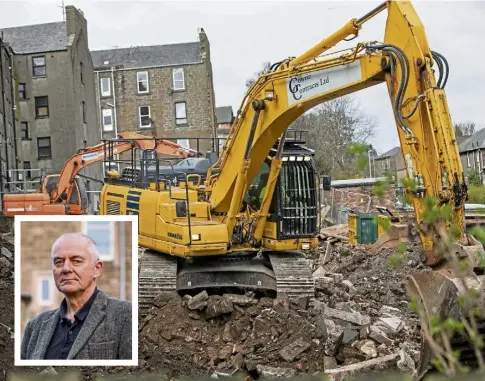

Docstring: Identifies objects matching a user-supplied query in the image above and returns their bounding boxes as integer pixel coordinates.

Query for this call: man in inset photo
[21,232,132,360]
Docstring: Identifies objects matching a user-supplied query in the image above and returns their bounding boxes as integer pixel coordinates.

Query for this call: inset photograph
[14,215,138,366]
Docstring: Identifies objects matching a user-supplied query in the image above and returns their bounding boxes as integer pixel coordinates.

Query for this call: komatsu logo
[82,152,102,161]
[286,61,362,105]
[168,232,182,240]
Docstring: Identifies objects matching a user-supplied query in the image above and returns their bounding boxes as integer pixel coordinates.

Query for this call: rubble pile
[139,244,424,380]
[0,226,427,380]
[0,236,16,378]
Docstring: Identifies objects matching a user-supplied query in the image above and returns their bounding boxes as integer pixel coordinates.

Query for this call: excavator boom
[205,0,467,261]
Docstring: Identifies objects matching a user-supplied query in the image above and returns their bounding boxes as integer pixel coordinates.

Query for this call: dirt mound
[140,292,325,378]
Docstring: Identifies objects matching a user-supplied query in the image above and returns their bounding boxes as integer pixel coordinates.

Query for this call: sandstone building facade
[90,28,217,167]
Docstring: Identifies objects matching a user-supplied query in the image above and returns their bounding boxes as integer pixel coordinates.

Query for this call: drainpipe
[96,71,102,140]
[118,222,126,300]
[0,34,10,195]
[111,67,118,136]
[8,46,18,179]
[111,67,119,170]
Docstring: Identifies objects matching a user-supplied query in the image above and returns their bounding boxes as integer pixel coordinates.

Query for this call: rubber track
[268,252,315,306]
[138,249,178,316]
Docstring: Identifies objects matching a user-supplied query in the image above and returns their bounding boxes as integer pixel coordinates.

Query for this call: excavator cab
[41,174,88,214]
[243,135,319,242]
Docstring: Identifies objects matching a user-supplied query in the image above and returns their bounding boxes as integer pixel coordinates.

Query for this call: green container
[356,212,379,244]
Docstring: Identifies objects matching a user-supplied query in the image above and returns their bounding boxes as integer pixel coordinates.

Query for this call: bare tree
[455,121,476,137]
[290,96,376,178]
[245,61,272,89]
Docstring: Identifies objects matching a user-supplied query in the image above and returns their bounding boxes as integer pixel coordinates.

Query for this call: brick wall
[19,220,133,335]
[325,185,397,213]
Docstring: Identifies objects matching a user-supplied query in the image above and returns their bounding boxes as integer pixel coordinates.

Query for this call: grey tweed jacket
[21,289,132,360]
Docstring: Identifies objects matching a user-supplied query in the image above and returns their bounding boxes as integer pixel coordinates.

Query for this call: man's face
[51,237,103,295]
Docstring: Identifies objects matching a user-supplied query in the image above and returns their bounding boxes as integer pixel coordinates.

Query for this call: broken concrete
[187,290,208,310]
[324,353,399,379]
[369,325,394,346]
[324,306,371,326]
[256,364,296,378]
[279,338,311,362]
[205,296,234,319]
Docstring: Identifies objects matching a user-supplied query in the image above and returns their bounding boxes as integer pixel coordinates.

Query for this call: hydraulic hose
[431,50,449,89]
[367,42,412,136]
[432,51,444,88]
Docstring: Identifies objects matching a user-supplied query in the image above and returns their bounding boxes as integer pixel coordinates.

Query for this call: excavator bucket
[406,235,485,379]
[370,222,411,253]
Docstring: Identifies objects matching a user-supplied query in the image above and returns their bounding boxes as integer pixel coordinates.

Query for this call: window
[137,71,149,93]
[38,276,54,306]
[80,61,84,84]
[102,108,113,131]
[35,96,49,117]
[83,221,115,261]
[177,139,190,149]
[100,77,111,96]
[173,68,185,90]
[20,122,28,139]
[175,102,187,125]
[18,83,26,100]
[37,137,51,159]
[23,161,31,179]
[139,105,151,128]
[32,56,46,77]
[81,101,86,123]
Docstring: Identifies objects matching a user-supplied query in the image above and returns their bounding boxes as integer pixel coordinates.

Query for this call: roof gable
[90,42,202,70]
[216,106,233,124]
[377,146,401,159]
[0,21,67,54]
[458,128,485,152]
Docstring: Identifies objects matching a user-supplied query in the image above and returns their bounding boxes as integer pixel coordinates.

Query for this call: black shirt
[44,288,99,359]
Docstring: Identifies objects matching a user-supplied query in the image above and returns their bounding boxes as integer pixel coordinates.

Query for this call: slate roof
[90,42,202,70]
[215,106,234,125]
[376,146,401,159]
[458,128,485,153]
[0,21,67,54]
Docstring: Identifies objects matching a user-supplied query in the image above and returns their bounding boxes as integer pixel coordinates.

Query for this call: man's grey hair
[51,232,100,263]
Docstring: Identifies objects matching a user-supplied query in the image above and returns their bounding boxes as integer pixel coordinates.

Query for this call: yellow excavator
[99,1,484,376]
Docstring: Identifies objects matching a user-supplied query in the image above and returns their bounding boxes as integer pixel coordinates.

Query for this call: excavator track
[268,251,315,306]
[138,249,315,316]
[138,249,178,316]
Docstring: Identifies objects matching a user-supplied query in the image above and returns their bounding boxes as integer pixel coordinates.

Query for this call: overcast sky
[1,0,484,154]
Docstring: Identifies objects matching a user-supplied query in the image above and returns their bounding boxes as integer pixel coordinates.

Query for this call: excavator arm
[205,0,468,263]
[3,132,197,216]
[50,131,197,204]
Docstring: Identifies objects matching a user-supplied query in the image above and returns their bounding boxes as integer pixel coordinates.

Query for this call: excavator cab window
[271,156,318,239]
[244,161,270,211]
[74,178,88,210]
[44,175,59,195]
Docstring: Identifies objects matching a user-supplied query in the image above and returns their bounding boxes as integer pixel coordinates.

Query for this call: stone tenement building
[90,28,217,163]
[0,35,18,203]
[0,6,103,212]
[19,219,133,335]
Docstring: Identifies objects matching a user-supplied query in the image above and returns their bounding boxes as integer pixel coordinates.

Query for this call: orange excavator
[2,131,197,216]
